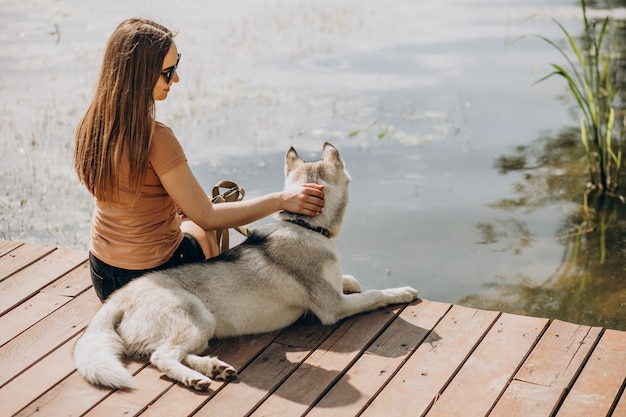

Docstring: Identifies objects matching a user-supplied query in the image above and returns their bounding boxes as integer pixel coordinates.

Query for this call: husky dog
[74,142,419,391]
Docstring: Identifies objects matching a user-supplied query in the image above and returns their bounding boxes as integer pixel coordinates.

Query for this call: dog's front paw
[386,286,419,304]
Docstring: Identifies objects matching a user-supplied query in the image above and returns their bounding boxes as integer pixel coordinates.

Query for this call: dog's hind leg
[147,296,220,391]
[151,346,213,390]
[184,355,237,381]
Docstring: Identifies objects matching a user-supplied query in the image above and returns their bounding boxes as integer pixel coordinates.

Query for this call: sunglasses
[160,53,181,84]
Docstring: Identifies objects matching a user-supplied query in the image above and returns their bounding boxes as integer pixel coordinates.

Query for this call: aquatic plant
[536,0,624,199]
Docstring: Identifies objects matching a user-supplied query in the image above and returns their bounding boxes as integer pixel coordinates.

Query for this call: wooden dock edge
[1,240,625,417]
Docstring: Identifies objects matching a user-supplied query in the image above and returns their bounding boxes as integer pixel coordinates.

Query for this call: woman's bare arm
[160,161,324,230]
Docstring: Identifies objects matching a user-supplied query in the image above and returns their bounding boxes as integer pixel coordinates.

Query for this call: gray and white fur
[74,142,419,391]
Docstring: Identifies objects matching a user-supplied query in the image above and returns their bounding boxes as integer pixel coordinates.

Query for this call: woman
[74,18,324,302]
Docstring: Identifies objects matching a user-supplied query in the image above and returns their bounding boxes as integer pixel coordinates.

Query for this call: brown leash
[211,180,249,253]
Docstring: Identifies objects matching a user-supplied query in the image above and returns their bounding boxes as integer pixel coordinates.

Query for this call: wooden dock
[1,239,625,417]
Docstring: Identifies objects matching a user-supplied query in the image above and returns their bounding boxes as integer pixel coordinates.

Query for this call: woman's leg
[89,253,148,302]
[180,220,220,259]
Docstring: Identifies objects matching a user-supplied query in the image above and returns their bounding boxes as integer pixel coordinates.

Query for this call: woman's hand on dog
[281,183,325,216]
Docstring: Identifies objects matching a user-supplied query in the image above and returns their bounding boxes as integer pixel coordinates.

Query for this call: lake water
[1,0,625,329]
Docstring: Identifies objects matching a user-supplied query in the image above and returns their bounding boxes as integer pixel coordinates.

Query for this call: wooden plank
[490,320,602,417]
[425,313,549,417]
[191,318,347,417]
[0,291,73,347]
[556,329,626,416]
[612,390,626,417]
[0,248,87,315]
[301,301,451,417]
[14,359,148,417]
[86,326,297,417]
[42,260,91,297]
[361,305,500,417]
[0,240,22,256]
[83,365,177,417]
[513,320,602,386]
[0,242,54,282]
[202,342,312,416]
[251,303,424,417]
[194,306,402,416]
[139,332,281,417]
[102,321,326,417]
[0,334,81,417]
[0,289,100,387]
[272,315,338,348]
[1,240,625,417]
[493,380,566,417]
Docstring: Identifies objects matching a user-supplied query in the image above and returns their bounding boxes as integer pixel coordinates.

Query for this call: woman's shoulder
[150,121,185,161]
[154,121,175,137]
[152,121,181,148]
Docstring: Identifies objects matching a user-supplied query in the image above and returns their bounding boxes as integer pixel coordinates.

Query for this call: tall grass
[536,0,624,198]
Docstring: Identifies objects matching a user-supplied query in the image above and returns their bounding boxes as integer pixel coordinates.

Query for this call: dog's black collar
[284,218,331,238]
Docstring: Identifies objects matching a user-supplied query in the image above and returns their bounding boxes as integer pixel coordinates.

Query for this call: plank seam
[10,333,87,417]
[421,310,503,416]
[355,302,454,417]
[0,241,24,258]
[186,328,293,417]
[132,338,228,416]
[300,303,414,417]
[549,327,606,417]
[607,375,626,417]
[1,320,88,390]
[0,246,56,284]
[0,249,87,318]
[0,293,73,349]
[242,319,346,417]
[485,317,551,416]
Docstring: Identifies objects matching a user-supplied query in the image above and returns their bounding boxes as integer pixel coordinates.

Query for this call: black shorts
[89,233,205,302]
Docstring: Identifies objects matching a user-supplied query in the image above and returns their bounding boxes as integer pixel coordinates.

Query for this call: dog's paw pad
[211,365,237,381]
[223,368,237,381]
[189,377,211,391]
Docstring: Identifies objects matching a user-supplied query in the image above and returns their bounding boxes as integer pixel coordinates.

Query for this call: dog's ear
[285,146,302,174]
[322,142,343,167]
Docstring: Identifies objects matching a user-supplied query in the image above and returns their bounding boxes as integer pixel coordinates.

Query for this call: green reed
[536,0,623,197]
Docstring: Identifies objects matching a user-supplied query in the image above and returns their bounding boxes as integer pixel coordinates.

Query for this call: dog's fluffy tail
[74,300,134,390]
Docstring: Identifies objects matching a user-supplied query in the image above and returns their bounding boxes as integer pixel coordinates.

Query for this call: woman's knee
[180,221,219,259]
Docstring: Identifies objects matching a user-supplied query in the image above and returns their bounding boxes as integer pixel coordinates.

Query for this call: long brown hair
[74,18,173,202]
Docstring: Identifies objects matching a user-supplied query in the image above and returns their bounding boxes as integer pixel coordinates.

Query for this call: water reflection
[463,127,626,330]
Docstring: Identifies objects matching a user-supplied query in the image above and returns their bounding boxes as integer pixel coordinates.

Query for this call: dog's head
[278,142,350,238]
